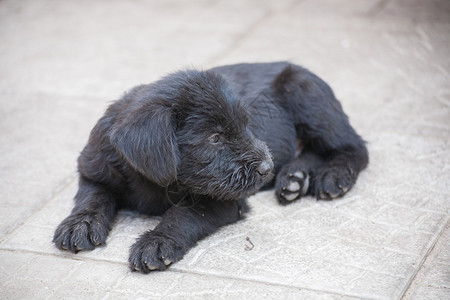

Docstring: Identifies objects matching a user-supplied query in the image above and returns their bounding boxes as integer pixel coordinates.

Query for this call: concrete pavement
[1,0,449,299]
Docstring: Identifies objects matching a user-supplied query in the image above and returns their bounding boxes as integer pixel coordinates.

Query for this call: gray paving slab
[0,0,275,99]
[1,176,448,299]
[1,0,449,299]
[403,222,450,299]
[0,250,357,300]
[0,94,108,238]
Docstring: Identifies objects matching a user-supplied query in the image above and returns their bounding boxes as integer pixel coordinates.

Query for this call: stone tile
[290,261,365,296]
[1,0,450,298]
[338,195,386,220]
[114,267,344,299]
[349,271,408,299]
[2,278,56,300]
[380,0,450,23]
[0,182,77,252]
[402,222,450,299]
[387,230,435,257]
[421,263,450,288]
[52,283,113,300]
[17,254,83,284]
[435,229,450,265]
[63,261,128,292]
[214,0,297,12]
[370,205,427,229]
[0,93,108,239]
[1,218,68,256]
[0,182,156,264]
[418,193,450,214]
[0,0,266,99]
[417,212,448,234]
[3,181,447,299]
[3,250,346,299]
[378,252,419,277]
[333,218,397,248]
[318,240,399,274]
[0,250,35,278]
[410,286,450,300]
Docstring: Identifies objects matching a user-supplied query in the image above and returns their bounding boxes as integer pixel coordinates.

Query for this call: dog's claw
[145,263,158,271]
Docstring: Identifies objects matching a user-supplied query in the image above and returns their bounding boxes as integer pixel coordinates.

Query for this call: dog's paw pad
[277,171,309,204]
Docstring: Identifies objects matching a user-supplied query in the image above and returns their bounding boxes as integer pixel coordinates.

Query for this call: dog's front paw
[314,165,355,200]
[129,232,186,273]
[53,213,110,253]
[276,171,310,204]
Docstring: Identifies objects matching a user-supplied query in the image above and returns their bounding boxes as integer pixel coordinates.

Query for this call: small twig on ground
[245,236,254,251]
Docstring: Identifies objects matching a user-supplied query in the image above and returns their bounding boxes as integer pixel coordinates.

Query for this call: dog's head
[110,70,273,200]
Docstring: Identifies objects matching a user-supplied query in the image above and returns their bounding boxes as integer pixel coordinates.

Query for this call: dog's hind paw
[53,213,110,253]
[276,171,310,204]
[314,165,355,200]
[129,231,186,273]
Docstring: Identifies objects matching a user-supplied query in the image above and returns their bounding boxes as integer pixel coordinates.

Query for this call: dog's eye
[208,134,221,144]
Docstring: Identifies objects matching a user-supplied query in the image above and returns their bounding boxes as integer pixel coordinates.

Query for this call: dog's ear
[110,100,179,187]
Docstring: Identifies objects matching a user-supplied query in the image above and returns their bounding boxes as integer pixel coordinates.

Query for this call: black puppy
[53,62,368,273]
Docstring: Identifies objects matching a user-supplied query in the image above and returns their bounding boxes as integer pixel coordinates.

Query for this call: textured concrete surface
[1,0,449,299]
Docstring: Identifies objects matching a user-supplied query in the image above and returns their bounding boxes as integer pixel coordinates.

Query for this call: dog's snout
[251,138,273,178]
[257,160,273,177]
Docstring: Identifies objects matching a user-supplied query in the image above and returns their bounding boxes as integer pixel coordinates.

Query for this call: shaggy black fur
[53,62,368,273]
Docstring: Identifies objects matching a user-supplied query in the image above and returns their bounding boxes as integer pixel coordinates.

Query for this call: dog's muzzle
[253,139,274,181]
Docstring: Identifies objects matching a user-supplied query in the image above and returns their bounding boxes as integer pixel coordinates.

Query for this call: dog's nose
[257,160,273,177]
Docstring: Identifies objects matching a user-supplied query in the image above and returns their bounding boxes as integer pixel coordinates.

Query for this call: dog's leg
[53,176,117,253]
[313,146,368,200]
[129,198,247,273]
[274,65,369,201]
[300,107,369,201]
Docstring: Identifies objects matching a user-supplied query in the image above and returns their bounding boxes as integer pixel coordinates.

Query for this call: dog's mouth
[203,159,274,201]
[177,137,274,201]
[240,174,274,198]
